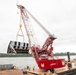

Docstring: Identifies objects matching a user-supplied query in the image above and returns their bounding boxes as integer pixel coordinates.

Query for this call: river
[0,56,76,69]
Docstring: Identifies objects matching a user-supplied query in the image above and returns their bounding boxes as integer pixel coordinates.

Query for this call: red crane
[17,5,66,71]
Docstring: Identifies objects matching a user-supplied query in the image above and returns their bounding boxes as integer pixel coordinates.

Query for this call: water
[0,56,76,69]
[0,57,37,69]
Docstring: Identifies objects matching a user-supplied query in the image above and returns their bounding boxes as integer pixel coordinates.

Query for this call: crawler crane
[17,5,66,71]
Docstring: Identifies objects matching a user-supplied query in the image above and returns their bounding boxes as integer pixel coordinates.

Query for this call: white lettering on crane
[50,63,56,66]
[41,63,44,67]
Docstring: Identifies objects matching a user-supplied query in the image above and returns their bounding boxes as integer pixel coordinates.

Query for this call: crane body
[17,5,66,70]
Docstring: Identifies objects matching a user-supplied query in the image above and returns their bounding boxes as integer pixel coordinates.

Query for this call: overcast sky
[0,0,76,53]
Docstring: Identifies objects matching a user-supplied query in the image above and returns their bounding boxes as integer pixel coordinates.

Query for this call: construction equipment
[17,5,66,70]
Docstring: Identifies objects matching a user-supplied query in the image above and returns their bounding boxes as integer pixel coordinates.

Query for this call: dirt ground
[0,69,24,75]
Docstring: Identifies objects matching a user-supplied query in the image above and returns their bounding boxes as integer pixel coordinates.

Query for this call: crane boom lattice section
[17,5,38,47]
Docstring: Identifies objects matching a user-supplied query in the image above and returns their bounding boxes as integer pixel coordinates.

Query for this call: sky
[0,0,76,53]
